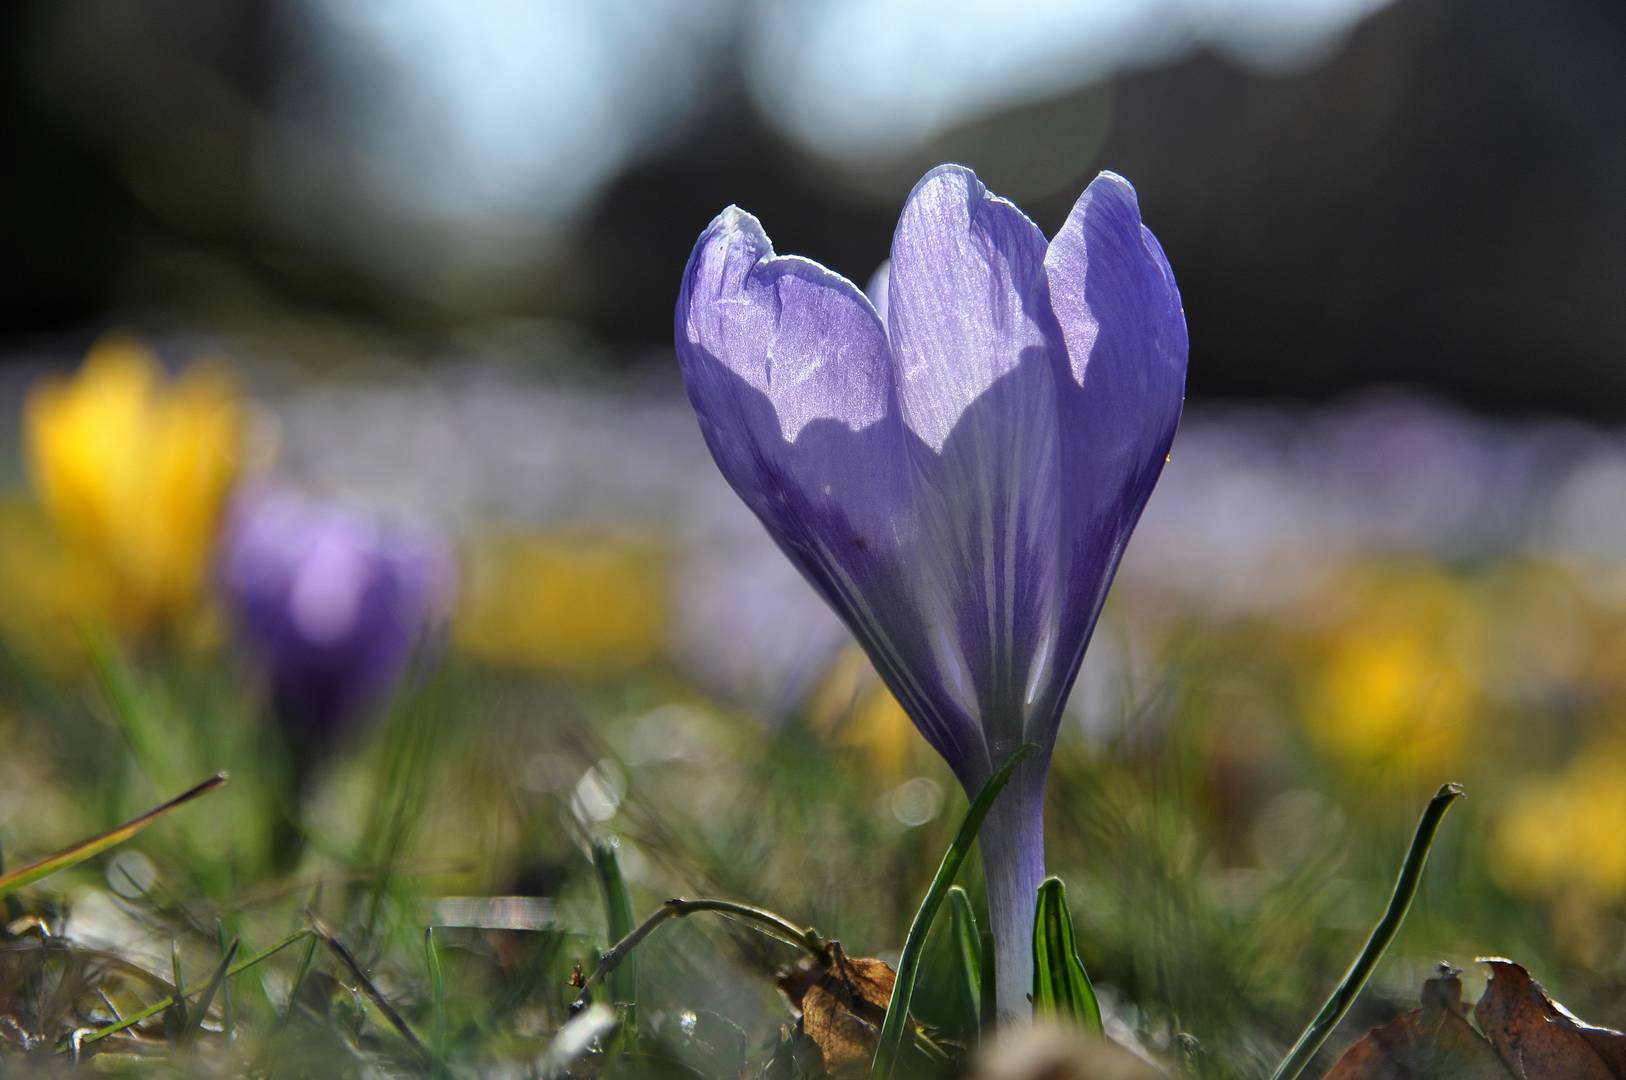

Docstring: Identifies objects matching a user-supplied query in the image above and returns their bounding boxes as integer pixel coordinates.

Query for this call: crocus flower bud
[219,488,453,781]
[675,164,1187,1020]
[23,336,245,638]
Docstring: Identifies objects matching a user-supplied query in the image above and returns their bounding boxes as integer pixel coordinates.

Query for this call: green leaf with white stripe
[1032,876,1102,1035]
[946,885,984,1042]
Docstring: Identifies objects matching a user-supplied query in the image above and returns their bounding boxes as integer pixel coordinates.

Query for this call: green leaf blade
[0,772,228,901]
[1031,877,1102,1036]
[1269,782,1465,1080]
[946,885,984,1043]
[592,837,639,1041]
[871,743,1037,1078]
[178,938,240,1045]
[425,926,448,1055]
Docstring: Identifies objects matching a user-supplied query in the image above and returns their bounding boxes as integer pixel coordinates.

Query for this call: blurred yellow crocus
[0,495,122,671]
[1300,562,1480,779]
[807,644,918,779]
[22,336,246,638]
[1492,732,1626,907]
[455,527,669,674]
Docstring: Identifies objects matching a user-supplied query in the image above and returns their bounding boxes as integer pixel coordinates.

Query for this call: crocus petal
[1037,171,1188,731]
[220,490,449,755]
[883,168,1081,1022]
[863,259,890,330]
[675,206,981,767]
[885,165,1066,775]
[676,206,902,538]
[886,165,1057,456]
[1046,172,1188,392]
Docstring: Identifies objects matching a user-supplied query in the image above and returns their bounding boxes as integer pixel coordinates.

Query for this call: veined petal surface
[675,207,980,766]
[885,165,1066,775]
[1036,170,1188,733]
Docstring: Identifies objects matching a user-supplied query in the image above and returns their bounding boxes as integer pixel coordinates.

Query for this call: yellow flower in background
[807,645,918,779]
[1300,561,1481,778]
[455,527,669,674]
[1492,733,1626,907]
[0,496,122,671]
[22,336,247,637]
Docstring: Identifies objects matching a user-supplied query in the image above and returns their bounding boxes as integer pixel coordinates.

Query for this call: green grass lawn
[0,562,1616,1077]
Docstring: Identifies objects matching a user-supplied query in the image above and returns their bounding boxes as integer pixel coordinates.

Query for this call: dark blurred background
[3,0,1624,413]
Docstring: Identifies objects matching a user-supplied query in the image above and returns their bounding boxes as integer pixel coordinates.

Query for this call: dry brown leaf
[776,945,897,1076]
[1325,958,1626,1080]
[799,989,880,1075]
[1324,964,1509,1080]
[775,956,825,1013]
[1473,958,1626,1079]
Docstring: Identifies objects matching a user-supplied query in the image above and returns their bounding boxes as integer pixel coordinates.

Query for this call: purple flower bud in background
[219,488,453,780]
[675,164,1187,1020]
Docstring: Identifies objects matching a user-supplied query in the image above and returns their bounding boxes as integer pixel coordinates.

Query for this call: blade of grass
[425,927,447,1055]
[95,989,123,1027]
[75,927,311,1047]
[311,915,436,1069]
[871,744,1037,1079]
[357,679,444,943]
[1268,782,1465,1080]
[0,773,228,900]
[275,931,322,1034]
[82,626,173,787]
[216,923,237,1039]
[177,938,239,1044]
[573,897,827,1011]
[1032,877,1102,1035]
[946,885,983,1043]
[592,838,638,1040]
[0,838,17,926]
[169,941,188,1032]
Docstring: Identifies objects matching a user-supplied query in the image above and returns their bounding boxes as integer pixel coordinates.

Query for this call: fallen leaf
[775,957,825,1013]
[1324,959,1626,1080]
[1473,958,1626,1079]
[1324,964,1509,1079]
[760,1021,828,1079]
[776,945,896,1075]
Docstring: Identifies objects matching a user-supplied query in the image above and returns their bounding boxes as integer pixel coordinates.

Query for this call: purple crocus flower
[219,488,452,781]
[675,164,1187,1019]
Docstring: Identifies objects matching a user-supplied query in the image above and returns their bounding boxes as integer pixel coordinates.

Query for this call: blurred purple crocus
[675,164,1187,1019]
[220,488,453,782]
